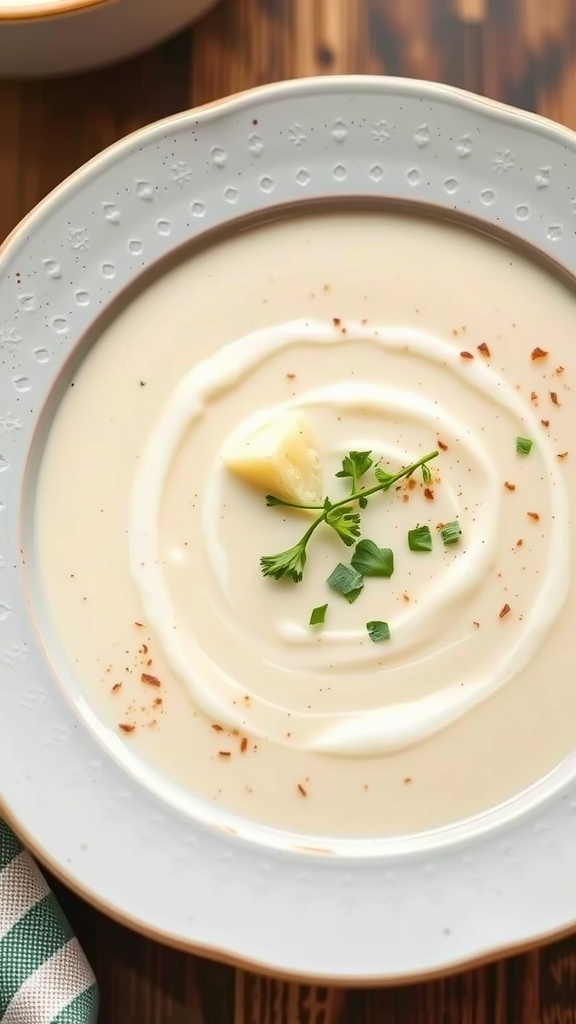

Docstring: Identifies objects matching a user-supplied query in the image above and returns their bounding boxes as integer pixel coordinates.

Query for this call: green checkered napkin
[0,819,98,1024]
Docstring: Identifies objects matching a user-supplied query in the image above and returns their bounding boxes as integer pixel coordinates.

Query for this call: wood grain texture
[3,0,576,1021]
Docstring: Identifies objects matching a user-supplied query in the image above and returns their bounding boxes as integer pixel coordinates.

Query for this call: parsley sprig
[260,448,439,583]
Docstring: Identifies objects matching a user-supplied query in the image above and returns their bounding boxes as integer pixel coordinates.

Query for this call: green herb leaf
[366,620,391,643]
[359,495,368,509]
[265,494,323,510]
[516,436,533,456]
[351,539,394,577]
[440,520,462,546]
[374,465,396,488]
[335,450,373,489]
[325,505,362,546]
[260,542,307,582]
[408,525,433,552]
[326,563,364,603]
[309,604,328,626]
[422,463,432,484]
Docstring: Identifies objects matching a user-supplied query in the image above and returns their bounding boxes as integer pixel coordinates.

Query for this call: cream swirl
[128,319,569,756]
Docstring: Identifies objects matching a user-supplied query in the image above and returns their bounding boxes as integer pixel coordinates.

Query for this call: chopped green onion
[516,436,533,456]
[422,463,432,484]
[440,520,462,546]
[366,620,391,643]
[309,604,328,626]
[350,539,394,578]
[408,525,433,552]
[326,563,364,604]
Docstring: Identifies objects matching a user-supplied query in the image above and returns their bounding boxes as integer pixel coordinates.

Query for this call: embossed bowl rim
[2,76,576,981]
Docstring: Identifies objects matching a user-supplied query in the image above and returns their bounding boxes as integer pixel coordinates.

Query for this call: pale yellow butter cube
[222,411,323,506]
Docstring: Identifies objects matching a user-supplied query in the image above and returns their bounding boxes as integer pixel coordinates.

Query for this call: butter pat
[223,411,323,505]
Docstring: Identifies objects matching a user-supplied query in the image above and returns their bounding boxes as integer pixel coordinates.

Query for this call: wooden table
[2,0,576,1020]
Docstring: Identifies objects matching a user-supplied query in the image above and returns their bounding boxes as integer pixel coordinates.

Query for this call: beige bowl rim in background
[0,0,107,19]
[0,0,218,76]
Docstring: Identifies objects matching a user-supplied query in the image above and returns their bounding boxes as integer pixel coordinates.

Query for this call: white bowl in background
[0,0,218,77]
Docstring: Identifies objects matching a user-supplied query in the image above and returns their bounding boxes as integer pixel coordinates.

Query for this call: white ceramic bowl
[5,76,576,981]
[0,0,218,77]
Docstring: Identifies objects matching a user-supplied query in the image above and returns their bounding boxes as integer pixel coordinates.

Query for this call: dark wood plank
[483,0,576,130]
[3,0,576,1021]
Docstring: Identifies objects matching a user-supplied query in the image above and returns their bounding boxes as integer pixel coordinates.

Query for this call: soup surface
[34,210,576,837]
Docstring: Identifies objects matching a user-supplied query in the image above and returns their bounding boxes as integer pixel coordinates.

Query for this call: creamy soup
[33,210,576,837]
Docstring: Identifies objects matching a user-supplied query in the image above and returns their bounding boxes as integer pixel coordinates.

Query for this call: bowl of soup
[2,77,576,981]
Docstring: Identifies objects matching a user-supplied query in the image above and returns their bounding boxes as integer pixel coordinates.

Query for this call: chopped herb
[440,520,462,545]
[366,620,391,643]
[326,563,364,603]
[408,525,433,552]
[350,539,394,578]
[516,436,533,456]
[309,604,328,626]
